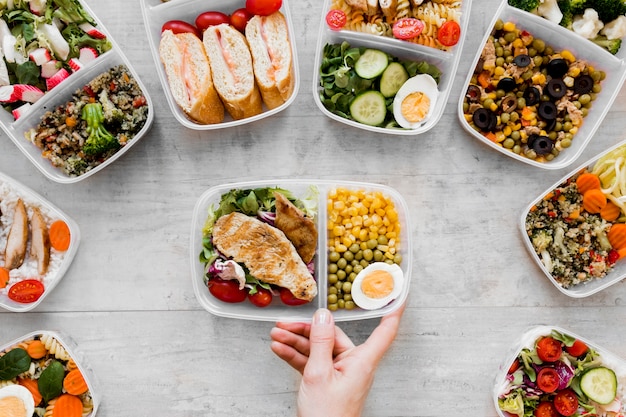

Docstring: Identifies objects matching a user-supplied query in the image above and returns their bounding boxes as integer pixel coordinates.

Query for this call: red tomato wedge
[553,389,579,416]
[326,9,347,31]
[392,18,424,40]
[208,278,247,303]
[565,339,588,357]
[246,0,282,16]
[279,287,309,306]
[248,287,273,308]
[8,280,45,303]
[535,401,559,417]
[536,367,560,393]
[161,20,199,37]
[536,336,562,362]
[195,11,230,32]
[438,20,461,46]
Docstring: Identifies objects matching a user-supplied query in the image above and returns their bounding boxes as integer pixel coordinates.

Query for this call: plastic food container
[493,325,626,417]
[458,2,626,170]
[190,179,411,322]
[0,330,100,416]
[140,0,300,130]
[313,0,472,135]
[0,1,154,184]
[0,171,80,312]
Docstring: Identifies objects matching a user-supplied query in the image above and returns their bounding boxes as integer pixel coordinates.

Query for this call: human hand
[270,303,405,417]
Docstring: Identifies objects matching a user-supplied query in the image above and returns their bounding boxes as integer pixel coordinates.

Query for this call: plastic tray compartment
[190,179,412,322]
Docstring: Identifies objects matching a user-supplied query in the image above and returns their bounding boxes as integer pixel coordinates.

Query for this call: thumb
[306,308,336,372]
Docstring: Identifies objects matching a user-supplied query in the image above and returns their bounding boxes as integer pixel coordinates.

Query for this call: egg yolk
[361,270,394,299]
[401,92,430,123]
[0,396,27,417]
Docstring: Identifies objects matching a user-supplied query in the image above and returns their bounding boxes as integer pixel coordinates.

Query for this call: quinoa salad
[25,64,149,177]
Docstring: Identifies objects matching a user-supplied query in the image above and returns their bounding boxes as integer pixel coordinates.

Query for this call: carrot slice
[582,189,607,214]
[52,394,83,417]
[18,377,42,405]
[0,267,9,289]
[608,223,626,250]
[49,220,71,251]
[26,340,47,359]
[601,201,621,222]
[576,172,601,195]
[63,369,88,395]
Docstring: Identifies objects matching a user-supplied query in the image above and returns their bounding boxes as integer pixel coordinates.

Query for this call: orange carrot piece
[484,131,497,142]
[26,340,47,359]
[18,377,42,405]
[63,369,88,396]
[477,70,491,88]
[601,201,621,222]
[608,223,626,250]
[52,394,83,417]
[576,172,601,195]
[49,220,71,251]
[0,267,9,289]
[582,189,607,214]
[618,247,626,259]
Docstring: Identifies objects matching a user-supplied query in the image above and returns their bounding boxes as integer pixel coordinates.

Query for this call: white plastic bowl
[140,0,300,130]
[458,2,626,170]
[190,179,412,322]
[313,0,472,135]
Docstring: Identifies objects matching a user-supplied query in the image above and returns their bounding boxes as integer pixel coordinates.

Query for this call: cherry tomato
[553,389,579,416]
[565,339,589,357]
[161,20,199,37]
[248,287,273,308]
[325,9,347,31]
[437,20,461,47]
[508,359,521,374]
[534,401,559,417]
[195,11,230,32]
[245,0,282,16]
[392,18,424,40]
[230,8,253,32]
[536,367,560,393]
[536,336,563,362]
[279,287,309,306]
[208,278,247,303]
[8,279,45,304]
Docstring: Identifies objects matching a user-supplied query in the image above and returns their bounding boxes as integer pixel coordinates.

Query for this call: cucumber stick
[380,62,408,98]
[354,49,388,79]
[580,367,617,404]
[350,91,386,126]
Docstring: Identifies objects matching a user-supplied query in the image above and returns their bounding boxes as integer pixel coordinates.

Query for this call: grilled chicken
[345,0,367,11]
[30,207,50,275]
[274,192,317,264]
[4,198,28,269]
[213,212,317,301]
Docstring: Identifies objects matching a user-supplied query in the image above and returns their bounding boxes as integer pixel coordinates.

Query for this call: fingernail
[314,308,331,325]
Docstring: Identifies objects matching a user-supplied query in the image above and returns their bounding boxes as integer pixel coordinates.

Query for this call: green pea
[560,138,572,148]
[500,112,510,124]
[349,243,359,253]
[337,299,345,309]
[374,250,383,261]
[337,258,347,269]
[367,239,378,249]
[503,138,515,149]
[329,251,340,262]
[348,272,357,282]
[328,274,338,284]
[353,264,363,274]
[343,294,353,302]
[327,294,338,304]
[342,282,352,294]
[328,286,338,295]
[328,303,338,311]
[328,263,338,274]
[377,235,388,245]
[344,265,352,274]
[337,270,346,280]
[345,301,355,310]
[393,254,402,264]
[363,249,373,261]
[360,259,370,268]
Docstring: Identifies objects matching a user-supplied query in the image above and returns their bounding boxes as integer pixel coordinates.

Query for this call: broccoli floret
[581,0,626,22]
[508,0,541,11]
[558,0,574,27]
[532,229,554,272]
[81,102,119,156]
[569,0,588,16]
[63,156,88,177]
[592,35,623,54]
[98,90,124,123]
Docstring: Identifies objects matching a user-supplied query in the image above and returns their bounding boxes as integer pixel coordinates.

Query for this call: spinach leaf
[38,360,65,402]
[0,348,31,380]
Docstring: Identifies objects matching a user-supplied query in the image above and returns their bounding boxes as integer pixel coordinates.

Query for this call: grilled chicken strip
[212,212,317,301]
[30,207,50,275]
[274,192,317,264]
[4,198,28,269]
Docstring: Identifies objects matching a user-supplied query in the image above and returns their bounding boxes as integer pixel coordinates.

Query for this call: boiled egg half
[392,74,439,129]
[0,384,35,417]
[351,262,404,310]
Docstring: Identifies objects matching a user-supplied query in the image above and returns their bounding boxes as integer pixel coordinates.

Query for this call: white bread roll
[158,30,224,124]
[245,11,294,110]
[202,24,262,120]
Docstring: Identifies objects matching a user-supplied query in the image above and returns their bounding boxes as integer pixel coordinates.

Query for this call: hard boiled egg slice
[351,262,404,310]
[0,384,35,417]
[392,74,439,129]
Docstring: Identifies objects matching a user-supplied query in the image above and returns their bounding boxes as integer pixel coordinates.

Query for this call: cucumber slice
[380,62,409,97]
[354,49,388,79]
[350,91,386,126]
[580,367,617,404]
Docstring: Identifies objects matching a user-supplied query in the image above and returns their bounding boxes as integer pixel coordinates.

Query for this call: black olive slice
[538,101,558,120]
[466,85,481,102]
[546,78,567,99]
[543,118,557,132]
[513,54,531,67]
[547,58,569,78]
[529,135,554,155]
[523,86,540,106]
[497,77,516,92]
[500,95,517,113]
[472,108,497,131]
[574,74,594,94]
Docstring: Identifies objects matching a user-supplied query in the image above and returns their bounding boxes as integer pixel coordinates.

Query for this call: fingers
[332,325,355,356]
[270,326,312,357]
[270,340,308,374]
[359,303,406,365]
[304,308,336,378]
[275,321,311,338]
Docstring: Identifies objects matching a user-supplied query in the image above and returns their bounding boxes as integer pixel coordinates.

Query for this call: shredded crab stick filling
[260,20,278,82]
[217,30,239,85]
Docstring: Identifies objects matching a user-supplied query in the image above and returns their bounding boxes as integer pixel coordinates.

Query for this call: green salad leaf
[0,348,31,380]
[38,360,65,402]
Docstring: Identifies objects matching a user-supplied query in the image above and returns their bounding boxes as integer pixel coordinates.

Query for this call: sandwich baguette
[245,11,294,110]
[202,23,263,120]
[158,30,224,124]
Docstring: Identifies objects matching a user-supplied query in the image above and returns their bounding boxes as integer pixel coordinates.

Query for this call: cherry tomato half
[437,20,461,47]
[536,336,563,362]
[208,278,247,303]
[553,388,579,416]
[161,20,199,37]
[230,8,253,32]
[565,339,589,357]
[508,359,521,374]
[246,0,282,16]
[325,9,347,31]
[248,287,273,308]
[8,279,45,304]
[536,367,560,393]
[534,401,559,417]
[279,287,309,306]
[392,18,424,40]
[195,11,230,32]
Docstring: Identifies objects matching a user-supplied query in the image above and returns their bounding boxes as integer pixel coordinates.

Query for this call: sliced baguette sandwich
[202,23,263,120]
[245,11,294,110]
[158,30,224,124]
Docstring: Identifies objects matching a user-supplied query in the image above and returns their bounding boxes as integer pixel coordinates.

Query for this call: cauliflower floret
[536,0,563,24]
[602,15,626,40]
[572,8,604,39]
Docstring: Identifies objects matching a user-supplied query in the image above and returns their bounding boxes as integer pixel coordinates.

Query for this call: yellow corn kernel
[512,38,524,49]
[502,125,512,136]
[511,122,521,131]
[568,67,580,78]
[335,244,347,253]
[359,229,369,241]
[561,50,575,62]
[494,66,505,77]
[386,231,397,239]
[333,225,344,237]
[368,231,378,240]
[531,73,546,85]
[334,200,345,211]
[503,21,516,32]
[495,131,506,143]
[385,251,395,260]
[489,102,498,112]
[342,236,353,247]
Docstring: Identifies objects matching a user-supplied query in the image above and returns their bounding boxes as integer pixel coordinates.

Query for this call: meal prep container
[313,0,472,136]
[1,1,154,184]
[0,330,100,416]
[493,325,626,417]
[458,1,626,170]
[140,0,300,130]
[0,172,80,312]
[190,179,412,322]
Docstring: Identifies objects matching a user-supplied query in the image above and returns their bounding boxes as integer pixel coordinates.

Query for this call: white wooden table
[2,1,626,416]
